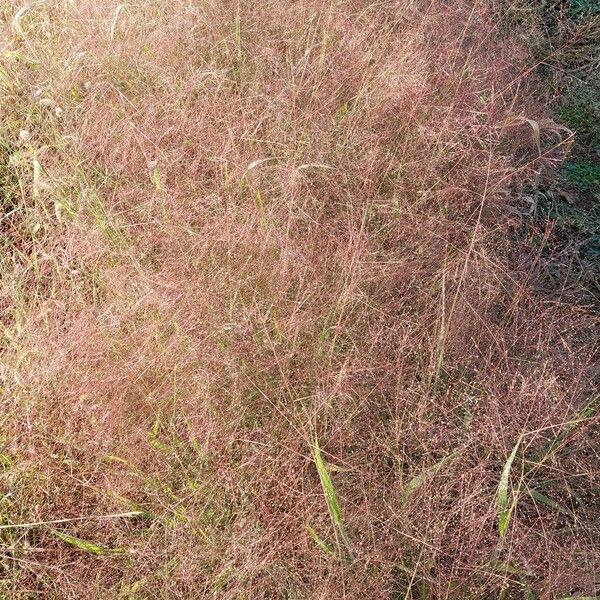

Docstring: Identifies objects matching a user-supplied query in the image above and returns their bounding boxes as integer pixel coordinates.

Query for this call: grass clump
[511,0,600,296]
[0,0,597,597]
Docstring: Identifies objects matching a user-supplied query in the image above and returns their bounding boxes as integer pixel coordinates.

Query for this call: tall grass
[0,0,597,597]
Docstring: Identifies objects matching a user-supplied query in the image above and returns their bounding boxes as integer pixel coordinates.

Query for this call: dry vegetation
[0,0,598,598]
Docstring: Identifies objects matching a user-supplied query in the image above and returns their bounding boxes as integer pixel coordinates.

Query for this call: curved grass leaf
[402,450,459,503]
[529,489,574,518]
[498,437,521,538]
[313,436,353,558]
[51,529,127,555]
[545,396,599,459]
[307,525,333,556]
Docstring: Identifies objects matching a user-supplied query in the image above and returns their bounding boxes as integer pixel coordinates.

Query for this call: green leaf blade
[51,529,127,555]
[498,438,521,538]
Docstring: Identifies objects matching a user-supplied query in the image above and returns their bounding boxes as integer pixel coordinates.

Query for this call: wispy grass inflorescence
[0,0,597,597]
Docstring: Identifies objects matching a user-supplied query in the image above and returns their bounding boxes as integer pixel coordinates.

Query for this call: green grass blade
[498,437,521,538]
[313,436,353,557]
[313,436,342,525]
[545,396,599,458]
[307,525,333,556]
[529,489,574,518]
[148,411,168,451]
[402,450,458,503]
[51,529,127,555]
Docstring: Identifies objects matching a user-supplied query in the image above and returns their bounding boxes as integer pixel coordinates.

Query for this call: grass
[312,436,353,559]
[0,0,598,597]
[512,0,600,297]
[497,437,522,539]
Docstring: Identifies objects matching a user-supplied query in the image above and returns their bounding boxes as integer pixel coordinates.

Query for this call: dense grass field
[0,0,598,598]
